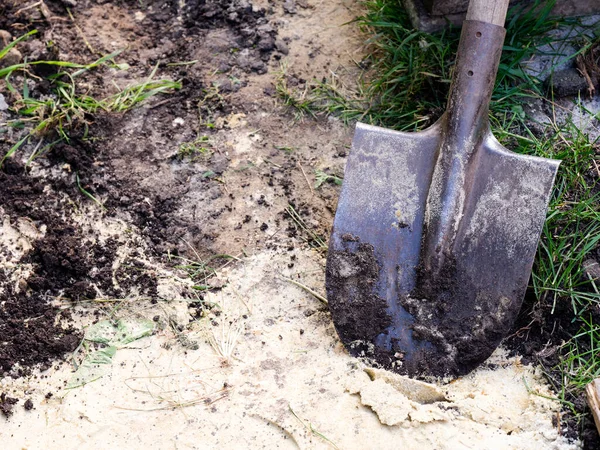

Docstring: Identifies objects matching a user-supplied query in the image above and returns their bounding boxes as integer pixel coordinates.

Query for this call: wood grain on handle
[466,0,510,27]
[586,379,600,436]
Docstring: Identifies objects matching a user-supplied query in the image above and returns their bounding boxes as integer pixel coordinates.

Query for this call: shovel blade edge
[326,122,559,378]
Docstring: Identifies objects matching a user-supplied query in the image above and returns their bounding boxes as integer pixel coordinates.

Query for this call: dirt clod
[0,393,18,418]
[326,239,392,346]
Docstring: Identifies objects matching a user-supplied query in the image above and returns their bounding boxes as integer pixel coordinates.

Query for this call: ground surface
[0,0,591,448]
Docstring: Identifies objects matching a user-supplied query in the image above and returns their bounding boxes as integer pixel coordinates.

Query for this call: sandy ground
[0,248,581,449]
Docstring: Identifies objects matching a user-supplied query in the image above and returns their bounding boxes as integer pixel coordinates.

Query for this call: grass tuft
[314,169,343,189]
[0,31,181,168]
[178,135,213,161]
[275,62,363,122]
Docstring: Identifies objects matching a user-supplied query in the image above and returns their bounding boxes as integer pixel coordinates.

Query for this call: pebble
[24,40,45,60]
[275,39,289,55]
[0,49,22,69]
[0,94,8,111]
[583,259,600,281]
[546,68,590,98]
[283,0,297,14]
[0,30,11,46]
[258,36,275,52]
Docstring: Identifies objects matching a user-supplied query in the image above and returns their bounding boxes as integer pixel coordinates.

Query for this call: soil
[326,236,392,346]
[0,0,595,448]
[0,0,353,377]
[0,251,583,449]
[504,286,600,449]
[326,238,518,379]
[0,393,18,418]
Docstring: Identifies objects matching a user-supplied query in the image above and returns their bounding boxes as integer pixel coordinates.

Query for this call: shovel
[325,0,560,378]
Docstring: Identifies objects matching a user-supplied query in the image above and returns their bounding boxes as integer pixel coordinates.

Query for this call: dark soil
[0,157,164,375]
[505,286,600,450]
[326,232,516,379]
[0,161,82,375]
[23,398,34,411]
[0,0,286,376]
[0,393,18,418]
[326,236,392,345]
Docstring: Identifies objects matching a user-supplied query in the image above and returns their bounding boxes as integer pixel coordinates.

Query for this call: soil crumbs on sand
[0,0,353,422]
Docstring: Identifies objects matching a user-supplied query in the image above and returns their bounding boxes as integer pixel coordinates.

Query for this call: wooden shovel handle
[466,0,510,27]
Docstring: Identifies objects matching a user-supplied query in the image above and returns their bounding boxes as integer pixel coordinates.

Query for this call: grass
[279,274,328,304]
[275,62,363,122]
[0,30,181,169]
[178,135,213,161]
[76,172,107,210]
[289,404,340,449]
[276,0,594,131]
[561,316,600,386]
[285,204,327,251]
[168,241,240,291]
[197,84,226,129]
[207,316,244,362]
[314,169,343,189]
[276,0,600,429]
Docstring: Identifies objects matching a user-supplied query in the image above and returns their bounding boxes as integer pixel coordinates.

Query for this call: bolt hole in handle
[460,0,510,84]
[421,0,512,275]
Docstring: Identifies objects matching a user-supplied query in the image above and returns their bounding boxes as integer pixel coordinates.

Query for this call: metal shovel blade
[326,121,559,378]
[326,18,560,378]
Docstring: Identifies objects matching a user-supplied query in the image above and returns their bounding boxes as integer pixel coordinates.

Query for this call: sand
[0,248,581,449]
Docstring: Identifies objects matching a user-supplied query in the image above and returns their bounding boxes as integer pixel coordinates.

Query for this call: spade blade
[326,121,559,378]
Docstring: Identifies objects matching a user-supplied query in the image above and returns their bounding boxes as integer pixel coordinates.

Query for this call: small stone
[207,276,226,289]
[24,40,45,60]
[16,278,28,292]
[0,30,11,46]
[583,259,600,281]
[283,0,297,14]
[275,39,289,55]
[0,49,22,68]
[258,36,275,52]
[547,68,589,98]
[24,399,34,411]
[251,60,266,74]
[0,94,8,111]
[263,85,276,97]
[215,78,234,93]
[218,62,231,73]
[0,393,18,418]
[256,24,275,34]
